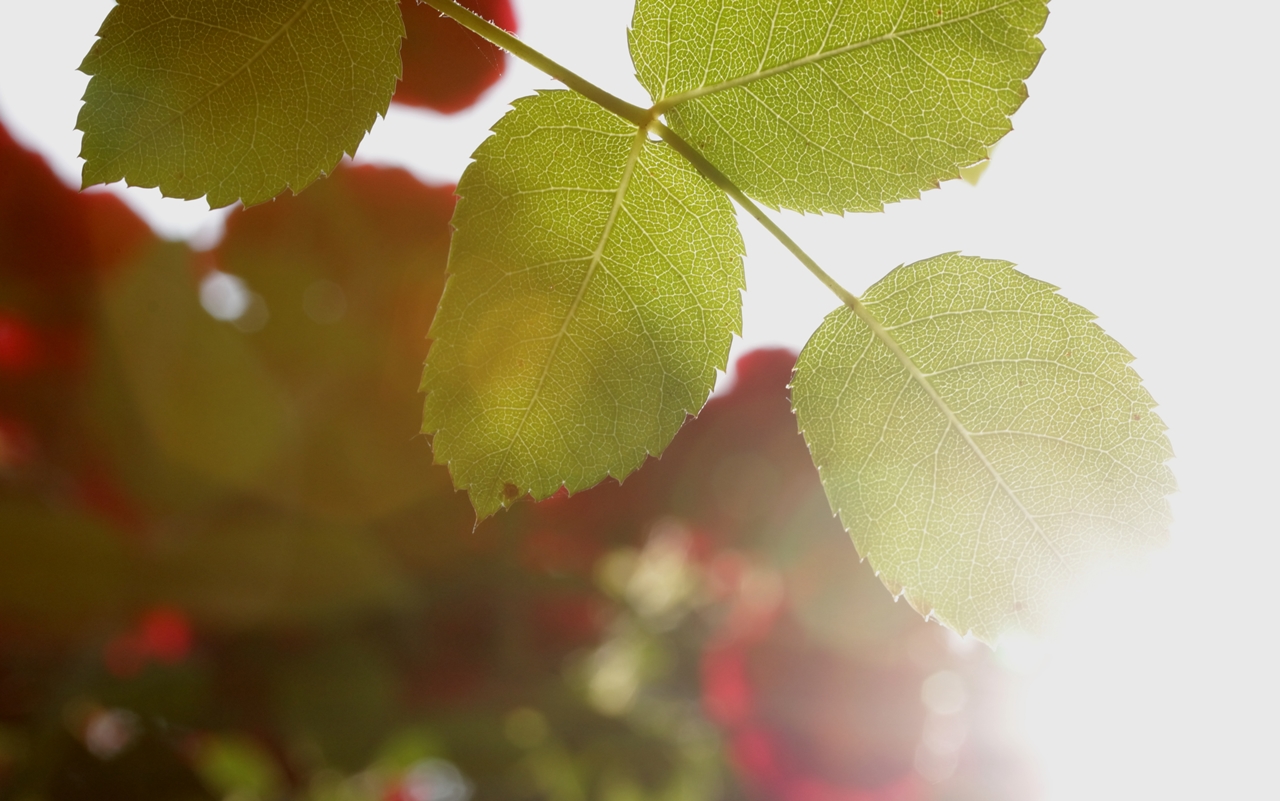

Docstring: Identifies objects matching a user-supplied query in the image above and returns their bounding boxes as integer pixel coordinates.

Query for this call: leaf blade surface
[77,0,403,207]
[421,91,745,518]
[791,254,1173,640]
[629,0,1047,213]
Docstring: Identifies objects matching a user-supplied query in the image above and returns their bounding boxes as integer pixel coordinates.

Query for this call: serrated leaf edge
[421,94,744,519]
[649,0,1039,112]
[76,0,403,207]
[790,254,1174,642]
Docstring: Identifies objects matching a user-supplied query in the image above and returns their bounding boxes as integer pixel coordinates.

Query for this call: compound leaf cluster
[78,0,403,207]
[75,0,1174,639]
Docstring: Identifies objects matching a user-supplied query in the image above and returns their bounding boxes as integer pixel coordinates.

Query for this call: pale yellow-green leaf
[77,0,403,207]
[791,254,1173,641]
[421,91,745,518]
[629,0,1047,213]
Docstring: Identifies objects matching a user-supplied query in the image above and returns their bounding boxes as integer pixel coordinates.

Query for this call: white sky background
[2,1,1278,797]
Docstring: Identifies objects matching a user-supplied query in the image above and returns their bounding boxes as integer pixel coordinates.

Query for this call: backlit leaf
[791,254,1173,640]
[630,0,1047,213]
[77,0,403,207]
[421,91,744,518]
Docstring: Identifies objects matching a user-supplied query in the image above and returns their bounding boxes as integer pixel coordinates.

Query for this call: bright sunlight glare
[1010,538,1278,799]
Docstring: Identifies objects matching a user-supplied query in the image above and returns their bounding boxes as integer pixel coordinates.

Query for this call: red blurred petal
[0,315,40,373]
[701,645,753,726]
[75,467,146,536]
[103,634,146,679]
[520,527,602,576]
[138,607,193,664]
[529,595,602,650]
[383,781,413,801]
[0,416,37,469]
[395,0,516,113]
[0,124,152,286]
[731,725,784,787]
[79,192,154,277]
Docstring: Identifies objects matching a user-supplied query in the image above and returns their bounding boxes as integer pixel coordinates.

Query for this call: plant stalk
[645,120,863,310]
[422,0,865,311]
[419,0,649,127]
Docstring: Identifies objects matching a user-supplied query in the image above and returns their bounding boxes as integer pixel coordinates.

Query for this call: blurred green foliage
[0,4,1035,798]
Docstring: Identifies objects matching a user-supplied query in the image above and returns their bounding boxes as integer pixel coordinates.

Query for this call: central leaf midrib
[652,0,1024,112]
[93,0,318,174]
[492,125,650,483]
[849,296,1067,566]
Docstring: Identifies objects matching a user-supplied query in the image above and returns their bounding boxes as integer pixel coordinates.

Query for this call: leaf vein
[849,300,1068,567]
[492,126,650,479]
[654,0,1025,111]
[92,0,319,176]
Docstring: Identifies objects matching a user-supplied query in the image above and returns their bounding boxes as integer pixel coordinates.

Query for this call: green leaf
[77,0,403,207]
[629,0,1047,213]
[791,254,1174,641]
[421,91,744,518]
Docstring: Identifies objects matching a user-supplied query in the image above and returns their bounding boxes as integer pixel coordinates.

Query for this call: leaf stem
[419,0,650,127]
[646,120,864,310]
[422,0,865,312]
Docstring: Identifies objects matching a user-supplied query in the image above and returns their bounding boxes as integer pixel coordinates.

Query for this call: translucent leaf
[77,0,403,207]
[630,0,1047,213]
[791,254,1174,640]
[421,91,745,518]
